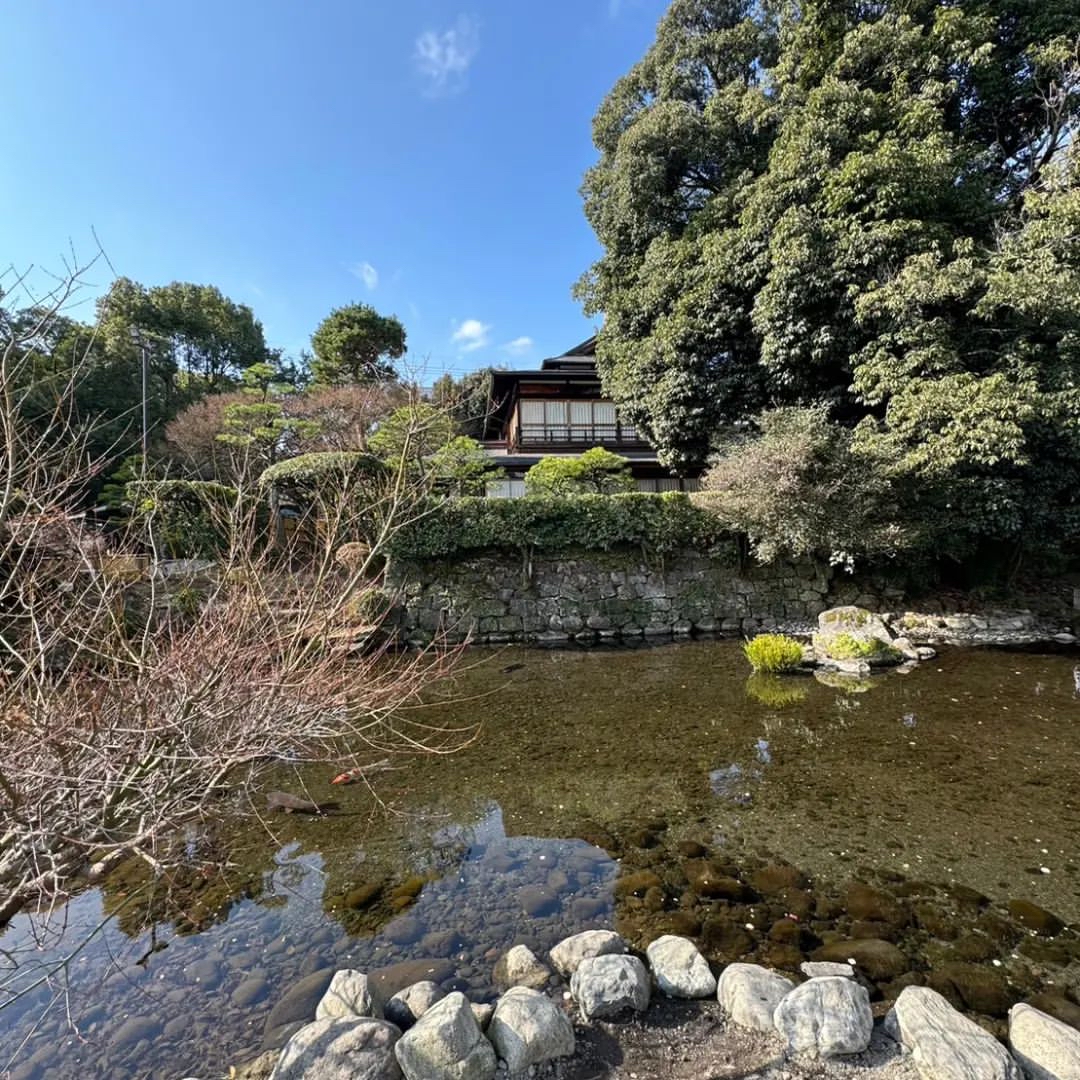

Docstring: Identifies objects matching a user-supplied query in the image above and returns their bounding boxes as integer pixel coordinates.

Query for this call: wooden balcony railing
[513,424,647,449]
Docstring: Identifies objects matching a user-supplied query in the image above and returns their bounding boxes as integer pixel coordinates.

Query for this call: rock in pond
[487,987,575,1073]
[263,969,337,1049]
[646,935,716,999]
[884,986,1021,1080]
[271,1018,401,1080]
[812,938,909,982]
[1010,1002,1080,1080]
[1008,899,1066,937]
[384,981,445,1031]
[316,970,374,1021]
[717,963,794,1033]
[493,945,552,991]
[570,954,650,1021]
[549,929,627,977]
[394,991,496,1080]
[773,976,873,1059]
[800,962,855,980]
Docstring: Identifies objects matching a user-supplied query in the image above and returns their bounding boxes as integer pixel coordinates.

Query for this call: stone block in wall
[587,614,612,630]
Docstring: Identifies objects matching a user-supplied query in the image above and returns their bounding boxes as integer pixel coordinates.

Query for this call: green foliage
[700,406,905,566]
[368,403,455,465]
[258,451,386,502]
[524,447,636,496]
[310,304,406,386]
[126,479,240,558]
[580,0,1080,560]
[428,436,501,496]
[388,492,726,561]
[431,369,497,439]
[743,634,805,673]
[99,455,150,511]
[823,633,902,663]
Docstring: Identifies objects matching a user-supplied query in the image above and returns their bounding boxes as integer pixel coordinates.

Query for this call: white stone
[570,954,650,1020]
[383,981,445,1031]
[885,986,1021,1080]
[717,963,795,1033]
[646,935,716,999]
[1009,1002,1080,1080]
[549,929,627,977]
[270,1018,401,1080]
[773,976,872,1058]
[493,945,552,991]
[394,992,496,1080]
[487,986,575,1073]
[800,962,854,980]
[315,970,374,1021]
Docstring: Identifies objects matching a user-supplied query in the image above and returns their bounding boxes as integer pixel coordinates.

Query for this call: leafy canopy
[580,0,1080,559]
[310,304,406,386]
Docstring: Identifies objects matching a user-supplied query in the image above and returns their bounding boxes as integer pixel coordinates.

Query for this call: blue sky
[1,1,666,378]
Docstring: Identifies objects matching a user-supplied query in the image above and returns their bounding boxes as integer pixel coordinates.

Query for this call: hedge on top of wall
[388,492,732,560]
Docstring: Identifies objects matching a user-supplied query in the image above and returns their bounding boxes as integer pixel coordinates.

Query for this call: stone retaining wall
[389,546,902,646]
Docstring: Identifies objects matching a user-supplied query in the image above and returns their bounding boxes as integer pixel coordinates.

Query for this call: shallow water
[1,640,1079,1077]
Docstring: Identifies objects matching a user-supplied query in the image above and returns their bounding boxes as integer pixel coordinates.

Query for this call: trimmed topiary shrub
[387,492,730,561]
[743,633,805,673]
[258,451,386,501]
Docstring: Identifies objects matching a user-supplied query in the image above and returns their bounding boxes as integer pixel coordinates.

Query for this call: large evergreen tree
[579,0,1079,557]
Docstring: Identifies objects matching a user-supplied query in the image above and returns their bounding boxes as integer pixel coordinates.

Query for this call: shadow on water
[2,639,1079,1077]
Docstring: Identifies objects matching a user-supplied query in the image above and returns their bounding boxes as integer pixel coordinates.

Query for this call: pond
[1,640,1079,1078]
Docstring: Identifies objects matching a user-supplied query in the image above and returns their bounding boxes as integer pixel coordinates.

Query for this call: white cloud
[452,318,492,353]
[350,261,379,290]
[502,336,534,356]
[414,15,480,96]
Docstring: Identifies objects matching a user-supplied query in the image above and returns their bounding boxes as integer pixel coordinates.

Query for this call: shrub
[524,447,635,496]
[824,632,902,663]
[259,451,386,501]
[126,480,241,558]
[699,407,907,567]
[428,436,502,496]
[387,492,729,561]
[743,633,805,673]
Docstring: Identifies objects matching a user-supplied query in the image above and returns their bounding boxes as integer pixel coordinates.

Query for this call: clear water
[1,640,1078,1078]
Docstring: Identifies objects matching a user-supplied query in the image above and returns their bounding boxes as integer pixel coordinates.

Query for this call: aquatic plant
[743,633,805,673]
[824,632,902,663]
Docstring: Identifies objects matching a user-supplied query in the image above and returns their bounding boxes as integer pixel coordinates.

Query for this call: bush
[126,480,241,558]
[524,447,635,496]
[259,451,386,501]
[699,407,907,567]
[743,633,805,673]
[824,632,902,663]
[388,492,728,561]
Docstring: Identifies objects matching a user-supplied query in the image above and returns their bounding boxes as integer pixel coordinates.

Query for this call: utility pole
[141,340,149,459]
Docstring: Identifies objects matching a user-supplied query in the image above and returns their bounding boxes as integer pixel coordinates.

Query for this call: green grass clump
[825,632,902,662]
[743,633,805,673]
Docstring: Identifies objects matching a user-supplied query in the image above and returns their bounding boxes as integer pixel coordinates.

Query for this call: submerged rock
[717,963,794,1033]
[316,970,374,1021]
[1008,899,1066,937]
[811,939,909,982]
[646,935,716,999]
[263,969,337,1048]
[885,986,1021,1080]
[493,945,552,991]
[271,1019,401,1079]
[487,987,575,1073]
[1009,1002,1080,1080]
[570,954,650,1020]
[927,961,1016,1017]
[394,992,496,1080]
[549,929,627,977]
[383,982,445,1031]
[773,976,873,1058]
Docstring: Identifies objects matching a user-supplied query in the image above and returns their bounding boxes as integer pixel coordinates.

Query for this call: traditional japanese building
[480,336,700,497]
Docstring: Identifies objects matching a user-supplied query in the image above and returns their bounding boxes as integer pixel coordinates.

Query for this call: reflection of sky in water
[901,712,917,728]
[711,736,774,805]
